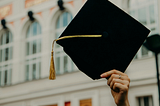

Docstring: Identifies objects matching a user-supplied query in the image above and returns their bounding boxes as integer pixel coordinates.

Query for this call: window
[137,96,153,106]
[0,30,12,86]
[55,12,75,74]
[65,101,70,106]
[129,0,158,58]
[80,98,92,106]
[25,21,41,81]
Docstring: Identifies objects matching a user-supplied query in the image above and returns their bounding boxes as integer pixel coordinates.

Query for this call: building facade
[0,0,160,106]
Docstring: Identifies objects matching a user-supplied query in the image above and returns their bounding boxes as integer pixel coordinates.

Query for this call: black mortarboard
[49,0,150,80]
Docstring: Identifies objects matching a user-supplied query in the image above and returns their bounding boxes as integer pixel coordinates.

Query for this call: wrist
[117,99,130,106]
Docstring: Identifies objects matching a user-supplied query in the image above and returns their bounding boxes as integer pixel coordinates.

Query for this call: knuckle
[113,78,116,83]
[123,86,128,91]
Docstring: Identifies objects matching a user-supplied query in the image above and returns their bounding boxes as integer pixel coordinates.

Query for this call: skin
[100,69,130,106]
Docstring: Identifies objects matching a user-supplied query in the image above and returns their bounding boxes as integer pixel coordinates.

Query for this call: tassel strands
[49,40,57,80]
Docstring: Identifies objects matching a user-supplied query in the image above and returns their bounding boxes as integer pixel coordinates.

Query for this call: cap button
[102,31,109,38]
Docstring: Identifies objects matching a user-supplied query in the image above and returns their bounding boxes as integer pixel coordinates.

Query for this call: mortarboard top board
[49,0,150,80]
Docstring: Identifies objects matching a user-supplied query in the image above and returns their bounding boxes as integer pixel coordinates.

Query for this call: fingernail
[100,73,107,77]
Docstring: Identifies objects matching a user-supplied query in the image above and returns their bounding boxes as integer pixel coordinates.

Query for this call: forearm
[117,99,130,106]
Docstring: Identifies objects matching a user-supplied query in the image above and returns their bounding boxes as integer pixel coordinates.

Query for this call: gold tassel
[49,40,56,80]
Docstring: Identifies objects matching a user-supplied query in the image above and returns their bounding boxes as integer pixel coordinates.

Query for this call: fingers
[100,69,124,78]
[100,70,130,92]
[109,78,129,90]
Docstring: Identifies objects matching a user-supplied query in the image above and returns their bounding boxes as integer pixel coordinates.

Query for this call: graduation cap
[49,0,150,80]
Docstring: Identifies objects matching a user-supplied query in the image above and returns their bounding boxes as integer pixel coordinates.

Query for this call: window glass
[56,57,60,74]
[63,12,68,27]
[27,27,30,38]
[33,22,38,36]
[39,62,41,78]
[0,35,3,45]
[56,17,60,29]
[65,102,71,106]
[33,40,37,54]
[6,32,9,44]
[9,47,13,60]
[138,8,147,25]
[0,71,1,86]
[144,97,149,106]
[5,48,9,61]
[32,63,36,79]
[0,50,2,62]
[64,56,68,72]
[138,98,141,106]
[26,42,30,55]
[26,65,29,81]
[37,39,41,53]
[149,5,155,24]
[80,98,92,106]
[4,70,7,85]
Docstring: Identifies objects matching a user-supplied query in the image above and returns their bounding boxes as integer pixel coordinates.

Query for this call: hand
[100,70,130,106]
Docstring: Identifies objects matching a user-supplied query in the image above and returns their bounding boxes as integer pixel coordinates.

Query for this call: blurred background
[0,0,159,106]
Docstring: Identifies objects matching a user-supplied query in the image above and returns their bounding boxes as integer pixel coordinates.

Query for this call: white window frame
[129,0,159,59]
[0,30,12,86]
[137,96,153,106]
[55,12,77,75]
[25,21,41,81]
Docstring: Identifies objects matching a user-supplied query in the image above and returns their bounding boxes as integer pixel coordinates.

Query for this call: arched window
[55,12,75,74]
[129,0,158,58]
[0,30,12,86]
[25,21,41,81]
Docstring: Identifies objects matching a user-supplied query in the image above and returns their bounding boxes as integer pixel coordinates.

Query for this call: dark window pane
[26,65,29,81]
[0,71,1,86]
[9,47,13,60]
[64,56,68,72]
[26,42,29,55]
[144,97,149,106]
[0,50,2,62]
[56,57,60,74]
[6,32,9,44]
[39,62,41,78]
[5,48,9,61]
[0,35,3,45]
[56,17,60,28]
[33,64,36,79]
[38,40,41,53]
[27,27,30,38]
[9,32,12,43]
[9,69,12,85]
[138,98,141,106]
[33,40,37,54]
[4,70,7,85]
